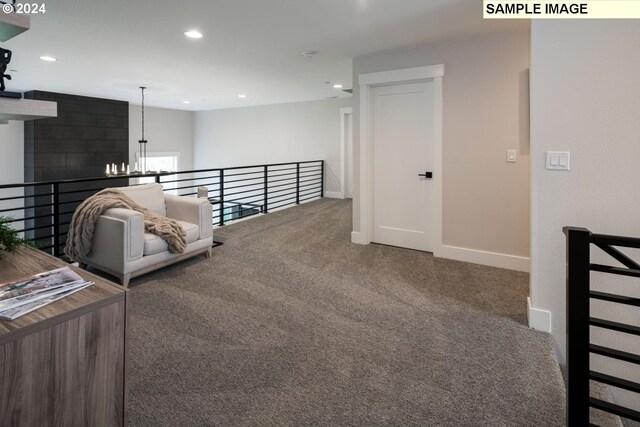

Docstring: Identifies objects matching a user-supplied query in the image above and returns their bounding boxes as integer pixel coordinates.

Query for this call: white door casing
[353,64,443,256]
[340,107,353,199]
[372,81,435,252]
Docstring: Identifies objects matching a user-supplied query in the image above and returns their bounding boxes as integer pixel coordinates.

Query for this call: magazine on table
[0,266,94,321]
[0,266,84,301]
[0,282,93,321]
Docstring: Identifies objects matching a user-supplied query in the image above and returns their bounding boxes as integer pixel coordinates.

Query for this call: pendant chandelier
[138,86,148,173]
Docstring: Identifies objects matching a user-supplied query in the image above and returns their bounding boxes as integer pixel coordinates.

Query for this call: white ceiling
[3,0,527,111]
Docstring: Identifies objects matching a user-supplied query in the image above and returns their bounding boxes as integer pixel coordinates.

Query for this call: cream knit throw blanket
[64,188,187,260]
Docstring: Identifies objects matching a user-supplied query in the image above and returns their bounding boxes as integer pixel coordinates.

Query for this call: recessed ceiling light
[238,94,247,98]
[333,84,343,89]
[184,30,203,39]
[182,100,191,104]
[40,56,56,62]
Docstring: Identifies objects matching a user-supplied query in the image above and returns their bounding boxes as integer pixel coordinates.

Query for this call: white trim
[528,297,552,333]
[351,231,367,244]
[339,107,353,200]
[324,191,343,199]
[359,65,444,86]
[439,244,530,272]
[357,65,444,254]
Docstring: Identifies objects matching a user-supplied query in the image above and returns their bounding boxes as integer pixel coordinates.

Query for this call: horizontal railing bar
[224,201,264,210]
[0,174,153,189]
[299,186,322,195]
[590,397,640,422]
[595,243,640,270]
[8,213,57,222]
[590,317,640,336]
[221,188,264,199]
[591,233,640,249]
[590,371,640,394]
[269,192,297,203]
[266,171,297,179]
[57,199,90,207]
[0,160,323,188]
[220,176,264,185]
[0,193,54,202]
[170,180,218,190]
[269,186,296,196]
[590,344,640,365]
[299,176,322,184]
[267,182,296,191]
[299,194,321,203]
[0,206,34,214]
[299,180,321,189]
[299,164,322,169]
[159,174,219,184]
[269,198,297,210]
[267,176,298,185]
[222,182,264,192]
[221,170,264,178]
[267,167,297,173]
[591,263,640,278]
[0,202,54,212]
[590,291,640,307]
[14,224,53,233]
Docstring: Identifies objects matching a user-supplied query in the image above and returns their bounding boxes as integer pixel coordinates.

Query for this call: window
[136,152,180,195]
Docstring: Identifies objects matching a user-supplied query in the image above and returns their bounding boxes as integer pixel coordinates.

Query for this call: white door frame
[353,64,444,256]
[339,107,353,199]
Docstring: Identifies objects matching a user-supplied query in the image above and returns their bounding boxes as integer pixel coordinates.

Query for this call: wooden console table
[0,246,128,426]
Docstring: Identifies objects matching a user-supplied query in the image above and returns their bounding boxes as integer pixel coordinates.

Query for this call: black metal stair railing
[0,160,324,257]
[564,226,640,426]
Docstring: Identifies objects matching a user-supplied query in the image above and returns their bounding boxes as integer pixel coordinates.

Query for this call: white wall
[0,121,25,230]
[0,121,24,186]
[352,29,531,267]
[129,105,194,171]
[193,98,352,195]
[530,20,640,409]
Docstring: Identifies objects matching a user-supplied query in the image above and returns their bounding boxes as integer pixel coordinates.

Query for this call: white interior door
[372,81,436,252]
[345,113,353,198]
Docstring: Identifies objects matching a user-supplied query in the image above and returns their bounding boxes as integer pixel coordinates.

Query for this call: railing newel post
[263,165,269,213]
[52,183,60,257]
[564,226,591,427]
[219,169,225,226]
[296,163,300,204]
[320,160,324,198]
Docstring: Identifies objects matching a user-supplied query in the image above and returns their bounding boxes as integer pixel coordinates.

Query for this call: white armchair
[79,183,213,287]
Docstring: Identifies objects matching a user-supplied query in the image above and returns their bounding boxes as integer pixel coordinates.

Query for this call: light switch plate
[507,150,516,163]
[546,151,570,171]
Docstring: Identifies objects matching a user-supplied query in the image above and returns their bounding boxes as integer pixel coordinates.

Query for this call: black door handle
[418,172,433,179]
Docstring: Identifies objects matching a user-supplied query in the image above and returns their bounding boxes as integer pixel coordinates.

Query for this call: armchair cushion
[117,183,166,216]
[143,220,199,256]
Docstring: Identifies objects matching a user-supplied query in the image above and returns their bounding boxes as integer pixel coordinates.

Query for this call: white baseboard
[324,191,344,199]
[437,244,530,272]
[528,297,552,333]
[351,231,367,245]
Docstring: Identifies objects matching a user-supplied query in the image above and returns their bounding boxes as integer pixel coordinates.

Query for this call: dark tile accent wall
[24,91,129,181]
[23,91,129,251]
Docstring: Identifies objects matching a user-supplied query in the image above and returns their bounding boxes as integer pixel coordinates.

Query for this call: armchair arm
[164,194,213,239]
[84,208,144,272]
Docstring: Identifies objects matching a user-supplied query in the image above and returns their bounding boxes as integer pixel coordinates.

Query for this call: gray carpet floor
[127,198,566,426]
